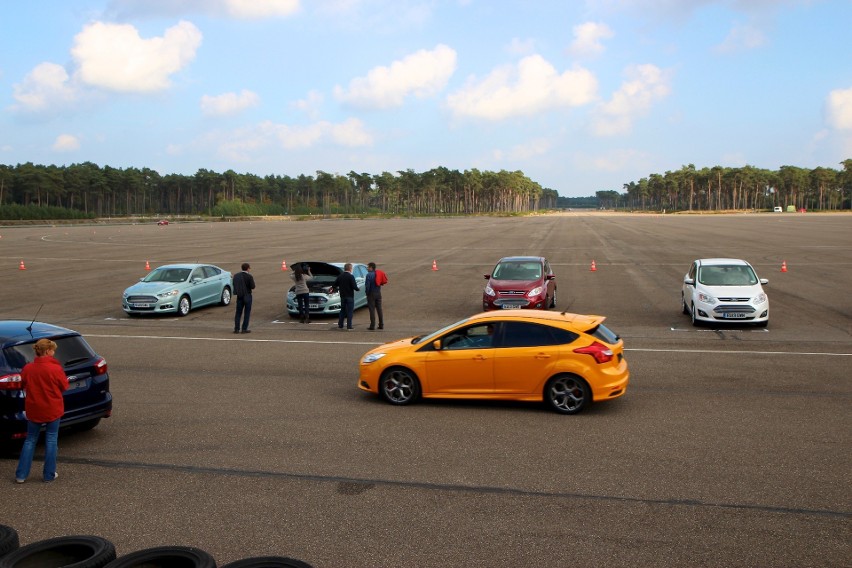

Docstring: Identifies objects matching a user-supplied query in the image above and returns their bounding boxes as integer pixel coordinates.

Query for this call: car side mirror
[684,277,695,286]
[433,339,442,350]
[484,275,491,280]
[546,274,555,280]
[191,277,201,283]
[760,278,769,285]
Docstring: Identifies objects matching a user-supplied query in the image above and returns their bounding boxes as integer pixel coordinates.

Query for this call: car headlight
[484,286,495,297]
[697,292,716,305]
[157,289,179,298]
[527,286,544,297]
[362,353,386,364]
[754,293,767,304]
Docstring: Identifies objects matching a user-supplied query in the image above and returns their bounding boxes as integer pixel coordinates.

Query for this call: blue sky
[1,0,850,197]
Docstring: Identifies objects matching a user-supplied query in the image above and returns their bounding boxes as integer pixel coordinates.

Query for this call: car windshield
[492,261,542,280]
[412,316,473,345]
[698,265,758,286]
[143,268,191,283]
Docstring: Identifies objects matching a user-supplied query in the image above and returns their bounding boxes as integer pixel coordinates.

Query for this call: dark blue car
[0,321,112,444]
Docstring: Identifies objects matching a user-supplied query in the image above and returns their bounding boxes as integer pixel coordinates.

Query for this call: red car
[157,220,169,226]
[483,256,557,310]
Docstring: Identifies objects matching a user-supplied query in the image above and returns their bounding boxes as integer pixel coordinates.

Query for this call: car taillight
[573,341,614,364]
[0,373,22,390]
[95,357,108,375]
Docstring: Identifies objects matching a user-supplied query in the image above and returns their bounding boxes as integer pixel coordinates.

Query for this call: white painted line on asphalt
[670,327,769,333]
[86,333,380,346]
[626,348,852,356]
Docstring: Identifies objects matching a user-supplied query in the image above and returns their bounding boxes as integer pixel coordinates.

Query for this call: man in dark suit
[232,263,256,333]
[334,263,359,330]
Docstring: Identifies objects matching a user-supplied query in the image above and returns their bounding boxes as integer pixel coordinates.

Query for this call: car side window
[203,266,220,278]
[190,267,205,281]
[442,324,496,350]
[354,265,366,279]
[688,263,697,281]
[500,322,577,347]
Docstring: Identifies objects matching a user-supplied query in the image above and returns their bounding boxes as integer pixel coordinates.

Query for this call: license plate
[309,304,319,309]
[131,303,151,308]
[501,304,522,309]
[723,313,747,319]
[65,380,88,392]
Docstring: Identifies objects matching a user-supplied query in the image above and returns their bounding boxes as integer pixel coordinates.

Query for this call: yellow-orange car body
[358,310,629,414]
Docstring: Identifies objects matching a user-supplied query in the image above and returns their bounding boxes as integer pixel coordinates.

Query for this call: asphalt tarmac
[1,212,850,567]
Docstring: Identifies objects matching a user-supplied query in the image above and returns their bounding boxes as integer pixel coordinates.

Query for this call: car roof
[0,321,78,346]
[151,263,214,269]
[696,258,751,266]
[466,310,604,332]
[496,256,545,263]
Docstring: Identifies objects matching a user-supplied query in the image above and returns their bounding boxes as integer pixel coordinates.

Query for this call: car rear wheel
[380,368,420,405]
[178,295,191,316]
[220,287,232,306]
[544,374,590,414]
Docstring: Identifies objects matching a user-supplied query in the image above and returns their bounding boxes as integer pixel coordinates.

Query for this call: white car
[681,258,769,327]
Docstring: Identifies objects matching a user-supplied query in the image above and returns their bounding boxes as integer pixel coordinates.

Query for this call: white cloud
[506,37,537,56]
[224,0,300,19]
[53,134,81,152]
[590,64,671,136]
[292,90,325,119]
[334,44,457,109]
[826,87,852,130]
[11,63,78,112]
[715,22,767,53]
[71,20,202,93]
[201,89,260,116]
[568,22,614,57]
[493,138,552,162]
[446,55,598,120]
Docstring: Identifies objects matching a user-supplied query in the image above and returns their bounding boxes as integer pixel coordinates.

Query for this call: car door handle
[534,353,551,359]
[472,354,487,361]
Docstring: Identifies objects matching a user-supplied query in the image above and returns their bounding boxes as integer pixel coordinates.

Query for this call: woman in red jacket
[15,338,68,483]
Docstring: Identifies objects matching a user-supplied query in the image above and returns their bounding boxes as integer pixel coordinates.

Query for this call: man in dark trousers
[232,262,255,333]
[365,262,387,330]
[334,263,359,330]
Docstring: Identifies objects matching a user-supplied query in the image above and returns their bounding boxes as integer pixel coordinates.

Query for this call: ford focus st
[0,321,112,444]
[358,310,628,414]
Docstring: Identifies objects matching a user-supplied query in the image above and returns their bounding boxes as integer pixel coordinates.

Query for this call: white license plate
[309,304,319,309]
[131,303,151,308]
[501,305,522,309]
[723,313,747,319]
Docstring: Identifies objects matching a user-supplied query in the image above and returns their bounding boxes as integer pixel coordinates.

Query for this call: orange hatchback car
[358,311,629,414]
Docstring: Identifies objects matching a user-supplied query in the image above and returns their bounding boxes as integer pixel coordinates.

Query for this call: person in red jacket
[15,338,68,483]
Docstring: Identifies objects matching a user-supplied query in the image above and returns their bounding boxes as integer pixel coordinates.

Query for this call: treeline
[0,162,558,218]
[596,161,852,211]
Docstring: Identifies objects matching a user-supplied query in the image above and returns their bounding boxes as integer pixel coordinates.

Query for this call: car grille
[717,297,751,302]
[308,296,328,304]
[713,305,756,314]
[498,290,527,296]
[127,295,157,303]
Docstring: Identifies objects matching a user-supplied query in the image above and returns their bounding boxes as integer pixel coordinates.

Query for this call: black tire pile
[0,525,312,567]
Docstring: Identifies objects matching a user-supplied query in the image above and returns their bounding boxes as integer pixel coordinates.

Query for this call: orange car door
[493,322,574,394]
[423,324,495,394]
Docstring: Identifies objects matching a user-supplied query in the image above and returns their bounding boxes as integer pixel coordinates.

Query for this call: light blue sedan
[122,263,233,316]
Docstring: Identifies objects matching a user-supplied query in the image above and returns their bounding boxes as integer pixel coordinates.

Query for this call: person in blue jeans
[334,263,360,330]
[15,338,68,483]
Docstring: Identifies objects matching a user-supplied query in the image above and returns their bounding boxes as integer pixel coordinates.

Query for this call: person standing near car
[365,262,388,330]
[334,263,359,330]
[233,263,255,333]
[292,263,313,323]
[15,339,68,484]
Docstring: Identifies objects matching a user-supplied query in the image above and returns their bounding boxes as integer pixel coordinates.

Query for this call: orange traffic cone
[281,260,288,271]
[780,260,787,273]
[431,260,439,271]
[590,260,597,272]
[145,260,151,271]
[19,260,26,270]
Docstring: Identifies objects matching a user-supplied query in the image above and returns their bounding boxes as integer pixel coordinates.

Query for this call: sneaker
[378,325,384,330]
[15,478,25,484]
[367,326,375,331]
[44,472,58,483]
[233,329,240,334]
[241,329,251,334]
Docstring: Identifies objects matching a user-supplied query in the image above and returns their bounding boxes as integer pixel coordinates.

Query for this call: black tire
[379,367,420,405]
[681,294,689,315]
[549,288,557,309]
[177,295,191,316]
[220,557,314,568]
[220,286,232,306]
[0,535,116,568]
[690,303,700,327]
[105,546,215,568]
[0,525,19,559]
[544,374,590,415]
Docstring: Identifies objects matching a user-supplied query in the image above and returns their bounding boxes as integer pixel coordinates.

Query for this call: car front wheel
[550,288,557,309]
[691,303,700,327]
[380,368,420,405]
[178,296,191,316]
[544,374,590,414]
[682,294,689,314]
[220,287,232,306]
